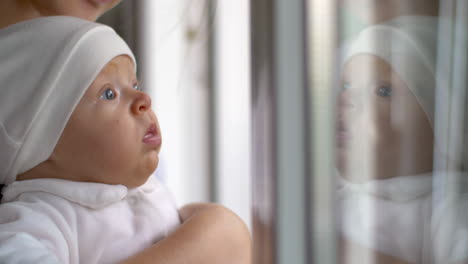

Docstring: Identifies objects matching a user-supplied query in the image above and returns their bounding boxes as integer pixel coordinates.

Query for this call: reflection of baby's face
[336,54,434,181]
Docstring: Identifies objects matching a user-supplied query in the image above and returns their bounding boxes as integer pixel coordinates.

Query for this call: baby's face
[336,54,434,181]
[50,55,161,188]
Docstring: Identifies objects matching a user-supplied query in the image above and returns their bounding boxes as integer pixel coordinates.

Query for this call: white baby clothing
[0,176,181,264]
[337,173,468,263]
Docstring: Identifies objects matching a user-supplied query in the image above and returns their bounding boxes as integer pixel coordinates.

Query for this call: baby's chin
[128,160,159,188]
[124,174,153,189]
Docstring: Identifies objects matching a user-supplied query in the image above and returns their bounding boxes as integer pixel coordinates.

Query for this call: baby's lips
[146,123,156,135]
[143,123,162,146]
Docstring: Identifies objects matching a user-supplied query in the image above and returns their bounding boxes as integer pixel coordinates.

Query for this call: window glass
[335,0,468,263]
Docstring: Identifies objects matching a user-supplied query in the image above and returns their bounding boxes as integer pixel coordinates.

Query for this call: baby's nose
[132,92,152,114]
[337,89,355,109]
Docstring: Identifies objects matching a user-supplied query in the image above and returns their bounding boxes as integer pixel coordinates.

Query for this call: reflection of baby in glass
[336,16,468,264]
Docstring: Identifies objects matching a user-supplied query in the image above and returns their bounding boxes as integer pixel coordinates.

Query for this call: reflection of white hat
[344,16,439,125]
[0,16,136,184]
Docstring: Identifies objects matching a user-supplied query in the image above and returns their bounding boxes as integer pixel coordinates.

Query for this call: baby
[0,16,250,264]
[336,16,468,263]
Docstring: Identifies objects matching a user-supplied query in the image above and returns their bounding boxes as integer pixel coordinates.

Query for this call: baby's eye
[133,84,142,91]
[342,82,351,91]
[376,85,392,97]
[100,88,116,100]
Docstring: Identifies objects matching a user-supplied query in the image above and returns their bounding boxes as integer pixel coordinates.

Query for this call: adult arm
[121,203,252,264]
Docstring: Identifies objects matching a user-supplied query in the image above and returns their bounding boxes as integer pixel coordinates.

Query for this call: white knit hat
[0,16,136,184]
[343,16,439,125]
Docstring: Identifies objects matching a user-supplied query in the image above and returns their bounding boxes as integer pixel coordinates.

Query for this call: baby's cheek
[387,96,408,130]
[103,121,139,153]
[391,96,422,133]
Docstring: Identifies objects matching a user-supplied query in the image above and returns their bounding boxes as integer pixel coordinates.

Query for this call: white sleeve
[0,202,69,264]
[0,232,60,264]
